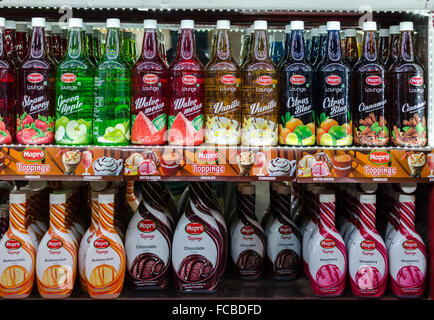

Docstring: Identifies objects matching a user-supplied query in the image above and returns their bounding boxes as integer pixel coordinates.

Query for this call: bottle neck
[389,34,400,60]
[9,202,28,233]
[30,26,47,59]
[238,193,256,220]
[345,36,358,59]
[282,32,292,61]
[361,31,378,61]
[49,202,68,232]
[318,34,327,60]
[398,200,416,232]
[399,30,416,62]
[177,28,196,60]
[67,28,85,58]
[90,199,99,232]
[252,29,269,60]
[98,201,115,232]
[358,201,376,230]
[274,192,291,218]
[288,29,305,61]
[141,29,159,60]
[104,27,122,59]
[0,27,5,58]
[212,29,231,61]
[319,200,336,231]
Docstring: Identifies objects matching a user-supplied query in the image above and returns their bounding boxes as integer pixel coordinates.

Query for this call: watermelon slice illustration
[131,111,165,145]
[168,112,203,146]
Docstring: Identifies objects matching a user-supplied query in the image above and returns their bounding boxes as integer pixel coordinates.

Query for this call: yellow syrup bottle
[36,192,77,299]
[78,191,99,292]
[0,192,36,299]
[85,193,126,299]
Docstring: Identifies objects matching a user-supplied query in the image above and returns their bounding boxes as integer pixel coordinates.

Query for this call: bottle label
[36,231,76,296]
[316,71,352,146]
[280,71,315,145]
[168,70,204,146]
[0,232,36,297]
[204,71,241,145]
[78,229,94,291]
[93,69,131,145]
[353,72,388,146]
[266,220,301,277]
[231,222,265,278]
[85,234,125,297]
[390,72,427,147]
[131,70,168,145]
[55,70,93,145]
[17,70,55,145]
[241,71,279,146]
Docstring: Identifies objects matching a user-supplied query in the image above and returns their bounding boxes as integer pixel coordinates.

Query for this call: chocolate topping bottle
[230,184,265,279]
[388,21,427,147]
[266,185,301,279]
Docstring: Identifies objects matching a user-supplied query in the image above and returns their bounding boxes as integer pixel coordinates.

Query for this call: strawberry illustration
[0,130,12,144]
[21,114,34,128]
[18,128,38,144]
[0,121,6,132]
[35,119,49,132]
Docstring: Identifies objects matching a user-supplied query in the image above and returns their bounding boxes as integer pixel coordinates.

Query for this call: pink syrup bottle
[348,193,388,298]
[307,192,347,297]
[388,194,427,298]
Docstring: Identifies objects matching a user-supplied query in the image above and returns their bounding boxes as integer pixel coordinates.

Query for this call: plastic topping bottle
[16,17,55,145]
[36,192,77,299]
[131,19,168,145]
[168,20,205,146]
[389,21,427,147]
[93,18,131,146]
[204,20,241,145]
[241,20,278,146]
[0,192,36,299]
[279,21,315,146]
[55,18,94,145]
[352,21,388,147]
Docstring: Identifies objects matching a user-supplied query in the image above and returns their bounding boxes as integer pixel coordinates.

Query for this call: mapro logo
[182,75,197,85]
[220,74,236,85]
[93,238,110,249]
[5,239,21,250]
[21,148,46,162]
[256,76,273,85]
[409,76,423,86]
[137,219,157,233]
[241,226,254,236]
[27,73,44,83]
[185,222,204,235]
[365,75,382,86]
[368,150,392,165]
[403,240,418,250]
[143,74,159,84]
[326,75,341,86]
[290,75,306,85]
[360,240,376,251]
[320,238,336,249]
[61,73,77,83]
[47,239,63,250]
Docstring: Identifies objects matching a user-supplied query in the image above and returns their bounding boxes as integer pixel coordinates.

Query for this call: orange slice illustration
[1,265,29,288]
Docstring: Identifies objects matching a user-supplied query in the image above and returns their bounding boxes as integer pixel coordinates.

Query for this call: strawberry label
[185,222,204,235]
[256,76,273,86]
[5,239,21,250]
[27,73,44,83]
[220,74,236,85]
[410,76,423,86]
[360,240,376,251]
[137,219,157,233]
[93,238,110,249]
[368,150,392,165]
[403,240,418,250]
[326,75,341,86]
[366,75,382,86]
[290,75,306,85]
[320,238,336,249]
[143,74,159,85]
[279,225,292,235]
[21,148,46,162]
[241,226,254,236]
[61,73,77,83]
[182,75,197,86]
[47,238,63,250]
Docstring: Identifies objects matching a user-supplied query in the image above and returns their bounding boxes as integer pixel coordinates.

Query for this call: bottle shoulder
[170,58,203,71]
[20,58,54,71]
[389,60,425,74]
[281,60,314,73]
[317,60,351,73]
[57,58,95,72]
[204,59,241,72]
[133,59,168,73]
[352,59,386,74]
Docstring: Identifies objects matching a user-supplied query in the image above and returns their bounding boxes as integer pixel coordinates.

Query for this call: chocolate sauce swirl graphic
[127,200,173,289]
[236,191,266,278]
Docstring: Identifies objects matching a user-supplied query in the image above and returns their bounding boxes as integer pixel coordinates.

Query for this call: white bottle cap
[144,19,157,29]
[69,18,83,29]
[319,25,327,34]
[327,21,340,31]
[277,184,291,194]
[32,17,46,28]
[50,192,66,204]
[180,19,194,29]
[98,193,115,204]
[285,24,291,33]
[400,21,413,31]
[399,183,417,194]
[253,20,267,30]
[398,193,415,203]
[360,183,378,194]
[363,21,377,31]
[389,25,400,34]
[106,18,121,29]
[216,20,230,30]
[344,28,356,37]
[291,20,304,30]
[16,23,27,32]
[319,192,335,202]
[359,193,376,204]
[311,28,320,37]
[5,20,15,29]
[379,28,389,37]
[241,185,255,195]
[9,192,26,204]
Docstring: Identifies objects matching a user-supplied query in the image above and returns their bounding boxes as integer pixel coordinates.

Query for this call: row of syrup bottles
[0,188,126,299]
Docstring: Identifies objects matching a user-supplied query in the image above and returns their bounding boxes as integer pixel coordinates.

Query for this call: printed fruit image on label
[1,265,29,287]
[131,111,166,145]
[168,112,204,146]
[16,113,55,145]
[89,264,116,286]
[41,265,72,288]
